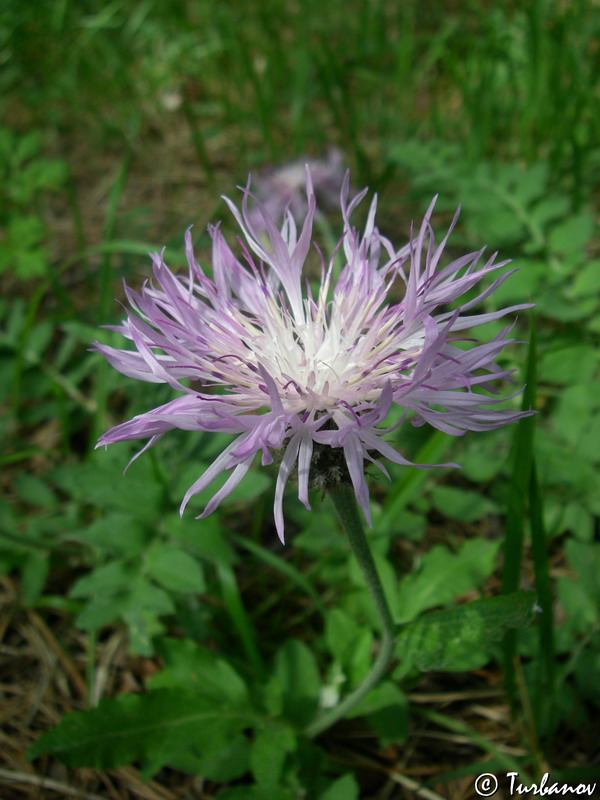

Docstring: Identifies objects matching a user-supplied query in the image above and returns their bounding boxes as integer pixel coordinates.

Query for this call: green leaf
[530,195,570,228]
[395,539,500,623]
[70,560,136,599]
[430,485,498,523]
[145,542,206,593]
[539,344,599,386]
[319,773,360,800]
[217,787,294,800]
[14,474,57,509]
[558,540,600,632]
[325,608,373,684]
[123,608,166,656]
[71,514,148,554]
[265,639,321,726]
[74,595,130,631]
[28,688,252,778]
[570,259,600,298]
[129,578,175,615]
[250,723,296,787]
[21,551,49,604]
[51,452,165,519]
[395,591,536,674]
[548,210,595,255]
[149,638,250,708]
[346,681,408,745]
[161,514,237,565]
[144,732,250,782]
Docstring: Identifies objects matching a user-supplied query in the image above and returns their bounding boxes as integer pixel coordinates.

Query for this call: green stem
[305,484,396,738]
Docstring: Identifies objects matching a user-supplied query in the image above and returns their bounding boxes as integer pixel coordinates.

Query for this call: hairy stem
[305,484,396,738]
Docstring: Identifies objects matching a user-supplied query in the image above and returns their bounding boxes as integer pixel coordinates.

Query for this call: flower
[95,172,531,541]
[247,148,346,229]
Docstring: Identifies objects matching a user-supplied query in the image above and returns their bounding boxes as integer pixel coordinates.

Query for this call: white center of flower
[226,292,426,415]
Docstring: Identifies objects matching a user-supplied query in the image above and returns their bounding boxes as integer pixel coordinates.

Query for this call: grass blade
[502,313,537,704]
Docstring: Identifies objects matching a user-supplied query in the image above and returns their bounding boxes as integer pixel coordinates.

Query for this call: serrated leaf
[395,591,536,674]
[28,688,252,777]
[129,578,175,614]
[71,514,148,554]
[123,608,165,656]
[149,638,250,708]
[70,560,136,599]
[74,595,130,630]
[395,539,500,623]
[145,542,205,593]
[143,731,250,782]
[51,453,165,519]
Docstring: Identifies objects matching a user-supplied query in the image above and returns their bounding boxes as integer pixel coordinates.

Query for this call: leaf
[395,539,500,623]
[548,210,595,256]
[395,591,536,674]
[570,259,600,298]
[539,344,599,386]
[144,732,250,782]
[319,773,360,800]
[161,513,237,565]
[430,486,498,523]
[557,539,600,632]
[149,637,250,708]
[21,551,49,605]
[71,514,148,554]
[250,723,296,787]
[74,595,130,631]
[70,560,136,599]
[14,474,57,509]
[123,608,166,656]
[51,452,165,519]
[72,565,175,651]
[346,681,408,745]
[264,639,321,726]
[28,688,252,779]
[217,787,295,800]
[325,608,373,684]
[530,195,570,227]
[145,542,206,593]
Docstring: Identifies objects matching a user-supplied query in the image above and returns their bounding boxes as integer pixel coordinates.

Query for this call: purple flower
[247,149,346,228]
[95,173,531,541]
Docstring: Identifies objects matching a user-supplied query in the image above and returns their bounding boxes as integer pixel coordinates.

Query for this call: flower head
[247,148,346,228]
[96,172,531,541]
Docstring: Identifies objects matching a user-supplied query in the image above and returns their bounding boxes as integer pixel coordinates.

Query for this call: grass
[2,0,600,797]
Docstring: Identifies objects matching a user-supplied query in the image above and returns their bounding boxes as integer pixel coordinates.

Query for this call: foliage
[0,129,67,278]
[1,0,599,796]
